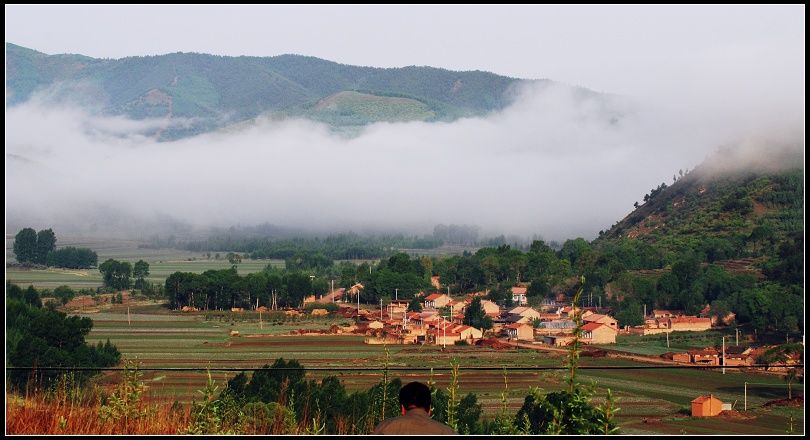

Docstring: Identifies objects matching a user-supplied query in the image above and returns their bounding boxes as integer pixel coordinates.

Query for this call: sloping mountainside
[6,42,545,140]
[595,129,804,269]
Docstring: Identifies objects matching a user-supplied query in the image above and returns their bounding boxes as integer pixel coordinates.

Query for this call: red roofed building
[692,394,723,417]
[423,293,452,310]
[581,322,617,344]
[507,322,534,341]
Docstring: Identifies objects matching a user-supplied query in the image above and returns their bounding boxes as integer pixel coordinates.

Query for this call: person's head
[399,381,432,414]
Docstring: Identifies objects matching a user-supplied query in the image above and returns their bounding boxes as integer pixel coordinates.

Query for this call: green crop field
[5,234,285,291]
[71,301,804,436]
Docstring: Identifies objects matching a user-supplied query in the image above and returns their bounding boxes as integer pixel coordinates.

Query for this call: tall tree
[133,260,150,289]
[12,228,37,263]
[35,228,57,264]
[464,297,494,332]
[99,259,133,291]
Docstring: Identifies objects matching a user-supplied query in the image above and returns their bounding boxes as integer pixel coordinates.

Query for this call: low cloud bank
[5,81,803,244]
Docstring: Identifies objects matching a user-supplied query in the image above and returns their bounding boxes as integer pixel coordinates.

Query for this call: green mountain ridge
[6,42,554,140]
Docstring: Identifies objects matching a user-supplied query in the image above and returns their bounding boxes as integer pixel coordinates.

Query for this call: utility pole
[331,279,334,303]
[722,336,726,375]
[443,315,447,349]
[395,288,398,301]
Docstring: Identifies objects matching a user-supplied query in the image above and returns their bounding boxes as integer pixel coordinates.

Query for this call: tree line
[157,232,802,338]
[12,228,98,269]
[6,281,121,392]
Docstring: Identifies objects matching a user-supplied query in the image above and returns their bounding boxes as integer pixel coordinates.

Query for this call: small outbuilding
[691,393,724,417]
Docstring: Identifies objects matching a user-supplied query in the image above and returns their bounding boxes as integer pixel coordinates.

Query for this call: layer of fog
[5,81,804,244]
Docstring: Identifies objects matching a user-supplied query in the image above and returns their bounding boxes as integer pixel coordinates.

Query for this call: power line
[6,364,803,373]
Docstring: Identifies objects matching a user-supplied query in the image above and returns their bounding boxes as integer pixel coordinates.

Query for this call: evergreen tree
[12,227,37,263]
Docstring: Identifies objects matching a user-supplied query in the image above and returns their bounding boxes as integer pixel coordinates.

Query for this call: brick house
[723,345,754,367]
[689,348,720,365]
[672,352,692,363]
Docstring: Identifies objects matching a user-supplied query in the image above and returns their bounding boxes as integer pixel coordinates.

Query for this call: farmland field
[5,234,284,291]
[69,300,804,436]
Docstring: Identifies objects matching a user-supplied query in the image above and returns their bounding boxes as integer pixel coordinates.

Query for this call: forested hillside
[6,42,542,140]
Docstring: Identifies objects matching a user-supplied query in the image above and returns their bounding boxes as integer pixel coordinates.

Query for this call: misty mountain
[6,42,617,141]
[595,128,804,262]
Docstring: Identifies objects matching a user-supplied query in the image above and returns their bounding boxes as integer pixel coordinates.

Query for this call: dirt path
[504,340,683,365]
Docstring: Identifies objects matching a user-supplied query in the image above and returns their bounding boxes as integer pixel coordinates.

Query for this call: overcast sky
[5,5,805,243]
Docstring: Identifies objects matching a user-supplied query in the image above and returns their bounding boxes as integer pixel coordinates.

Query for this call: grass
[6,249,284,292]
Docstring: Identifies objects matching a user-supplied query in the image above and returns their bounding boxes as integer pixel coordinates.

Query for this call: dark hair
[399,381,432,411]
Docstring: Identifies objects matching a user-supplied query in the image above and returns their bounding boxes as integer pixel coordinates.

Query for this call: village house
[669,316,712,332]
[423,293,453,310]
[672,352,692,363]
[745,345,805,373]
[447,300,466,322]
[580,322,617,344]
[542,334,576,347]
[723,345,754,367]
[507,322,535,342]
[479,299,502,316]
[558,306,578,319]
[689,348,720,365]
[506,306,542,323]
[454,324,483,341]
[432,319,461,346]
[582,313,619,331]
[386,300,410,319]
[629,315,712,335]
[653,309,684,319]
[511,285,528,305]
